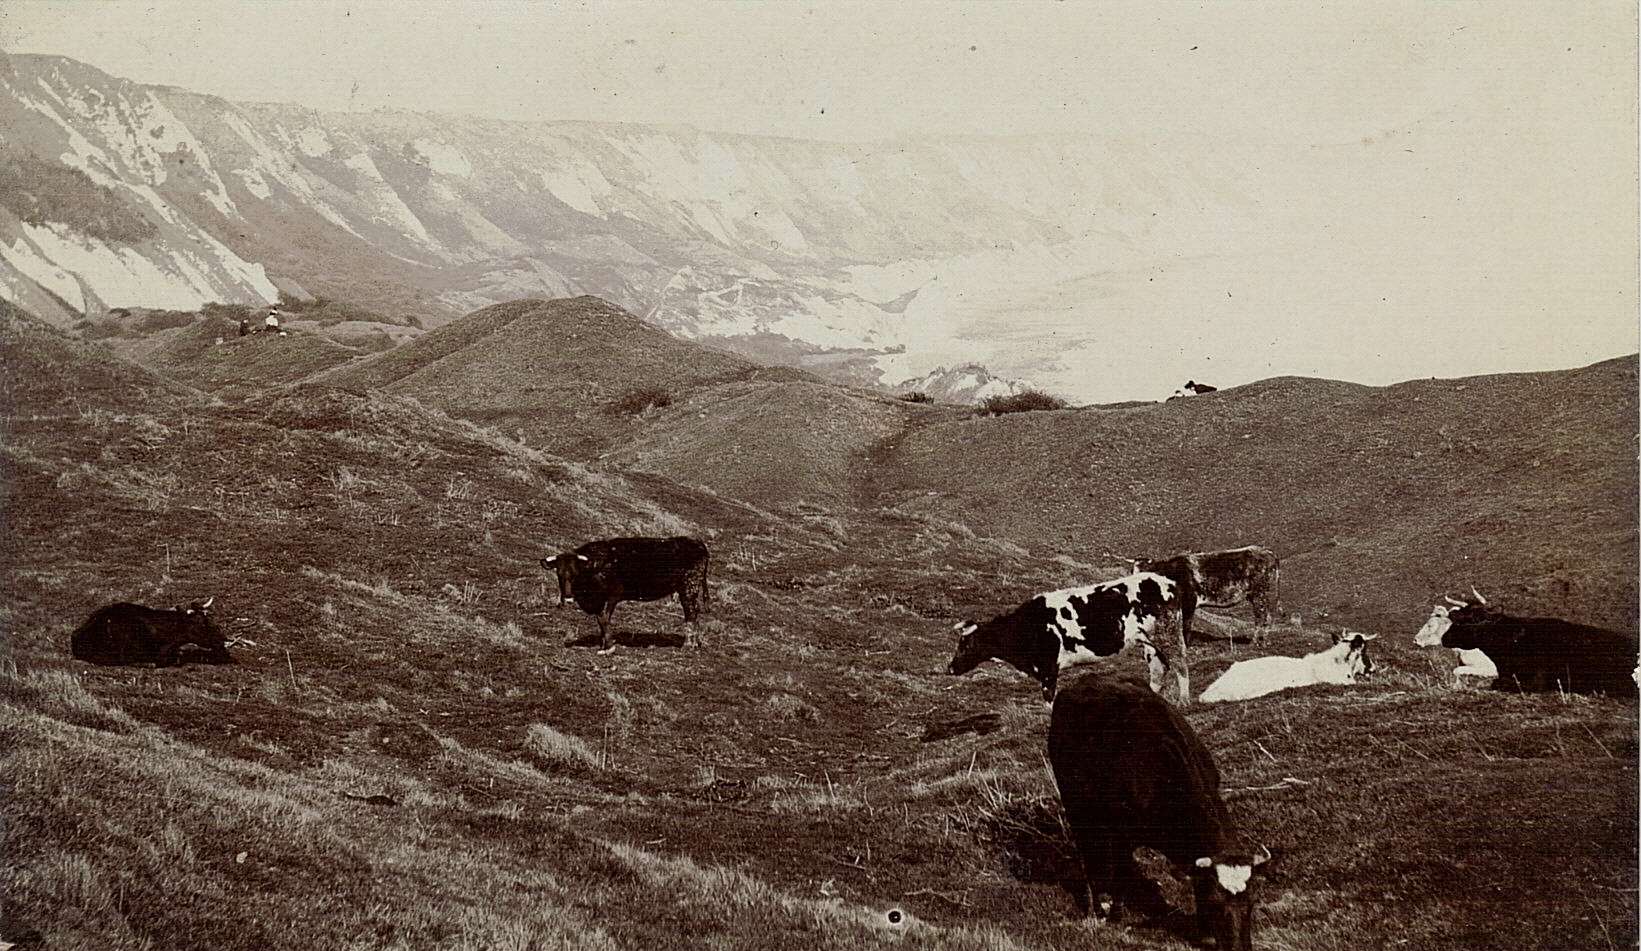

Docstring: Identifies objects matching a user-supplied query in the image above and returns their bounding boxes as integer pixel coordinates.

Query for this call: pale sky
[2,0,1632,147]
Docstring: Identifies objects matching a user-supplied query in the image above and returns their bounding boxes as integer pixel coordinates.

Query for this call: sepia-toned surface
[0,4,1636,950]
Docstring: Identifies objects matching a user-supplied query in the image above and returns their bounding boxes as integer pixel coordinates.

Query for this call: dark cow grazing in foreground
[947,572,1189,703]
[1049,675,1269,949]
[1139,545,1280,643]
[540,536,710,653]
[1414,589,1638,696]
[70,598,230,666]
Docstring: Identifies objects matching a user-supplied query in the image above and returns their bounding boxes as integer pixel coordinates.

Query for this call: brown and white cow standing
[1139,545,1280,643]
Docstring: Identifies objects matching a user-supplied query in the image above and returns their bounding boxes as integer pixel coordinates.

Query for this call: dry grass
[0,307,1634,951]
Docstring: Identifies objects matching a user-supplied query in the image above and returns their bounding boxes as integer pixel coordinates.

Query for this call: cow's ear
[1194,857,1213,869]
[1252,845,1273,867]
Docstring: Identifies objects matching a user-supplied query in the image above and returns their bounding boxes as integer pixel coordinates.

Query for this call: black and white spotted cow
[946,572,1189,703]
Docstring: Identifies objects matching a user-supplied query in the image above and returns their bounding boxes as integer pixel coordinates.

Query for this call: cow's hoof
[597,646,618,656]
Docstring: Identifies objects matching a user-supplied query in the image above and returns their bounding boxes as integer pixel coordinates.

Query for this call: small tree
[899,391,933,404]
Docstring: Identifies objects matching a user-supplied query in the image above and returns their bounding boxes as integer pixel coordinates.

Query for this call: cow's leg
[597,604,618,654]
[1143,644,1168,697]
[1041,669,1058,705]
[1160,613,1190,703]
[1071,828,1118,920]
[1114,855,1168,920]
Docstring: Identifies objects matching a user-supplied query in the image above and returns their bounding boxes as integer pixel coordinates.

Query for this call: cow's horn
[1255,844,1272,865]
[575,553,590,562]
[1195,857,1213,868]
[201,596,214,609]
[1443,595,1466,606]
[541,555,557,566]
[1470,586,1487,605]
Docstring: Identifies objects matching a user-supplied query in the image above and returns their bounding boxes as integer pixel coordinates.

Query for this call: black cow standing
[70,598,231,666]
[1139,545,1281,643]
[540,536,710,653]
[1415,591,1638,696]
[1049,675,1269,949]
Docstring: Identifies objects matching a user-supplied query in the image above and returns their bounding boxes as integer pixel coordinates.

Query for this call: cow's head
[1331,630,1378,678]
[175,597,231,663]
[1415,588,1491,647]
[946,622,985,675]
[540,551,590,606]
[1190,846,1270,951]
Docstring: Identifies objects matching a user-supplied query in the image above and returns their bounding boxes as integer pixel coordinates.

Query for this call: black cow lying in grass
[541,536,710,653]
[1415,590,1638,696]
[70,598,231,666]
[1049,675,1269,949]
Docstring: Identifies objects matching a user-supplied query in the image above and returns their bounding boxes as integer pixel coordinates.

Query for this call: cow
[946,571,1189,703]
[540,536,710,654]
[1168,381,1220,400]
[70,598,230,666]
[1450,647,1499,686]
[1199,630,1376,703]
[1138,545,1280,644]
[1049,675,1269,949]
[1414,589,1638,696]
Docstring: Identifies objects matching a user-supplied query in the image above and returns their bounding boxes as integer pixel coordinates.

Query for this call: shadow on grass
[562,628,692,650]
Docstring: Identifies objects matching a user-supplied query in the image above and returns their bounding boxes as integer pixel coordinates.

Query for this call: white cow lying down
[1451,648,1498,685]
[1200,630,1377,703]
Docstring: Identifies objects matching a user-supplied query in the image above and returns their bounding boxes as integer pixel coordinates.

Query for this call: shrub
[610,386,673,415]
[979,389,1066,416]
[899,391,933,404]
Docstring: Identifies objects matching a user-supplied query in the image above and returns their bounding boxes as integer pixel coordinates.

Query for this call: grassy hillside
[609,380,917,508]
[873,361,1641,636]
[314,296,814,461]
[2,304,1635,950]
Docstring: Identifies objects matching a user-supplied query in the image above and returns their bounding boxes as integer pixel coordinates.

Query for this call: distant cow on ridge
[70,598,231,666]
[1139,545,1280,643]
[540,536,710,654]
[1414,589,1637,696]
[946,571,1189,703]
[1167,381,1219,400]
[1050,675,1269,948]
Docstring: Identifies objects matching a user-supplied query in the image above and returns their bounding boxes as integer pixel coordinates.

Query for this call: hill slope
[0,304,1635,950]
[315,296,812,459]
[873,359,1641,634]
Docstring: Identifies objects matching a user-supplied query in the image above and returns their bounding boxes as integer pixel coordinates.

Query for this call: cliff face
[0,52,1254,397]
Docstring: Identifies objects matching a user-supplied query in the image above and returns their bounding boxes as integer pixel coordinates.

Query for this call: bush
[979,389,1066,416]
[610,386,673,415]
[899,391,933,403]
